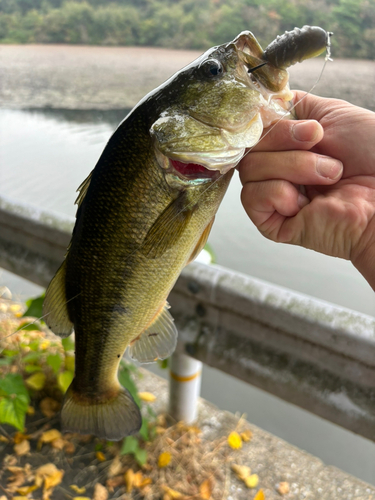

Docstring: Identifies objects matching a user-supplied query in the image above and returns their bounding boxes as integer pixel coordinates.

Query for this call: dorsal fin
[75,171,92,210]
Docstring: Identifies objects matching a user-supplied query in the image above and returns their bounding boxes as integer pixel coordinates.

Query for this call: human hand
[238,91,375,290]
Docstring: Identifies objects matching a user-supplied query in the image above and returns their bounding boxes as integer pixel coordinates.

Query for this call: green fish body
[43,29,324,440]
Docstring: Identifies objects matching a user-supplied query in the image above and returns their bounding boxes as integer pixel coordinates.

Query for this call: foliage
[0,0,374,59]
[0,296,156,466]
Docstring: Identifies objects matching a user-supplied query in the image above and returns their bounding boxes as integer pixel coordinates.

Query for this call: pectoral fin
[43,260,74,337]
[128,302,177,363]
[141,192,193,259]
[187,216,215,265]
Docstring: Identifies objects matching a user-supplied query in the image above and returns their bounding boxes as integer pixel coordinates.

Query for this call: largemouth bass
[43,27,330,440]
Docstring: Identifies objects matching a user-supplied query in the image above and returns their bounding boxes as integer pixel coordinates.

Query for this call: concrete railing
[1,194,374,441]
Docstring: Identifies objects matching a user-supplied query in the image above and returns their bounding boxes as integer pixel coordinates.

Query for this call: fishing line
[3,44,332,346]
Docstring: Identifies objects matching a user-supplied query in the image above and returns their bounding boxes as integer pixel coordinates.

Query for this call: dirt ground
[0,44,374,111]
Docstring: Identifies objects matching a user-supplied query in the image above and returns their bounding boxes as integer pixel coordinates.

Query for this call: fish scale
[43,26,330,440]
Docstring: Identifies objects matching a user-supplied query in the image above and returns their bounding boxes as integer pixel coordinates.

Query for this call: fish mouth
[169,159,220,181]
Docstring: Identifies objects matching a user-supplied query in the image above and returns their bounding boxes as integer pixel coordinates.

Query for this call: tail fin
[61,383,142,441]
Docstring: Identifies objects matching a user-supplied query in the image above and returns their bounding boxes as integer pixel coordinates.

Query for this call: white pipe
[169,353,202,423]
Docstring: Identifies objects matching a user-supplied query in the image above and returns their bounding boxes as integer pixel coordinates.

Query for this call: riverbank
[1,44,375,110]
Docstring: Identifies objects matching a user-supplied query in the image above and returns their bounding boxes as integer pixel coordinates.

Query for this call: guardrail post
[169,352,202,423]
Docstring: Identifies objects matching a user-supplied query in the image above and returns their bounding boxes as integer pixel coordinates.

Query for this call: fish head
[150,31,294,183]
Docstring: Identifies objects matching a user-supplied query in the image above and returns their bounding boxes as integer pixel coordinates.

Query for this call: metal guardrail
[1,194,375,441]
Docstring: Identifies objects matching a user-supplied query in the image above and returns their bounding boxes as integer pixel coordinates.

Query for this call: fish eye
[200,59,224,78]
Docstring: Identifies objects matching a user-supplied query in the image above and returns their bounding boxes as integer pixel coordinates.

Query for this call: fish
[43,27,330,441]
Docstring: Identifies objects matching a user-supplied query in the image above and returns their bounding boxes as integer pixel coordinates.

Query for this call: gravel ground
[0,44,374,110]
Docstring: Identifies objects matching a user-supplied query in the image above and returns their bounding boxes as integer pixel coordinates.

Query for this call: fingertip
[292,120,323,144]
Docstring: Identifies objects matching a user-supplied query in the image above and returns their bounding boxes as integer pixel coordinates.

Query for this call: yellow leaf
[16,484,38,495]
[133,471,144,488]
[227,431,242,449]
[13,432,29,444]
[70,485,86,494]
[240,429,252,442]
[65,354,75,372]
[244,474,259,489]
[96,451,106,462]
[199,478,212,499]
[161,486,182,499]
[158,451,171,468]
[124,469,134,493]
[140,477,152,488]
[51,437,66,450]
[40,397,61,418]
[254,489,265,500]
[138,392,156,402]
[14,439,30,456]
[40,429,62,443]
[26,406,35,415]
[40,340,50,350]
[231,464,251,480]
[44,469,64,490]
[58,370,74,393]
[26,372,46,390]
[73,497,91,500]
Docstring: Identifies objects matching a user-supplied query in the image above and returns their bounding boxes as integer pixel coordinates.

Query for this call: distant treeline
[0,0,374,59]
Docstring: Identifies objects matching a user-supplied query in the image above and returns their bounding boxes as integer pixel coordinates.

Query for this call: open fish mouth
[154,112,264,181]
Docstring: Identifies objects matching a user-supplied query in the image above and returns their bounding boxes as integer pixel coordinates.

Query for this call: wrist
[352,234,375,292]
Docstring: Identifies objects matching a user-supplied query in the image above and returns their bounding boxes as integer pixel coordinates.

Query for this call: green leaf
[0,395,28,431]
[26,372,46,390]
[118,368,141,408]
[157,358,169,370]
[28,340,40,351]
[134,447,147,466]
[121,435,139,455]
[61,337,75,352]
[24,364,42,373]
[95,443,103,451]
[139,417,149,442]
[46,353,62,374]
[23,352,41,363]
[23,294,45,320]
[2,349,18,357]
[0,358,13,366]
[19,322,41,332]
[58,370,74,393]
[0,373,29,399]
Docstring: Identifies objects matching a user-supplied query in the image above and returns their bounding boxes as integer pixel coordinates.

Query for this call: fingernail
[298,193,310,208]
[292,121,319,142]
[316,156,343,179]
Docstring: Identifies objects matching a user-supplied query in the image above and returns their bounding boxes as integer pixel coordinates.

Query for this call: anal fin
[43,260,74,337]
[128,302,178,363]
[187,216,215,265]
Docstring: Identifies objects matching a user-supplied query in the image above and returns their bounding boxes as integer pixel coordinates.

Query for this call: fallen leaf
[27,405,35,415]
[140,477,152,488]
[227,431,242,449]
[108,456,122,477]
[0,435,9,443]
[70,485,86,494]
[35,463,64,491]
[40,397,61,418]
[17,485,38,495]
[6,467,25,492]
[13,432,30,444]
[161,485,183,499]
[72,497,91,500]
[138,392,156,402]
[96,451,106,462]
[39,429,62,444]
[106,475,124,490]
[254,489,265,500]
[199,478,212,499]
[14,439,30,456]
[231,464,251,480]
[124,469,134,493]
[64,441,75,454]
[244,474,259,489]
[277,482,290,495]
[158,451,171,468]
[51,437,66,450]
[93,483,108,500]
[133,471,144,488]
[240,429,252,442]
